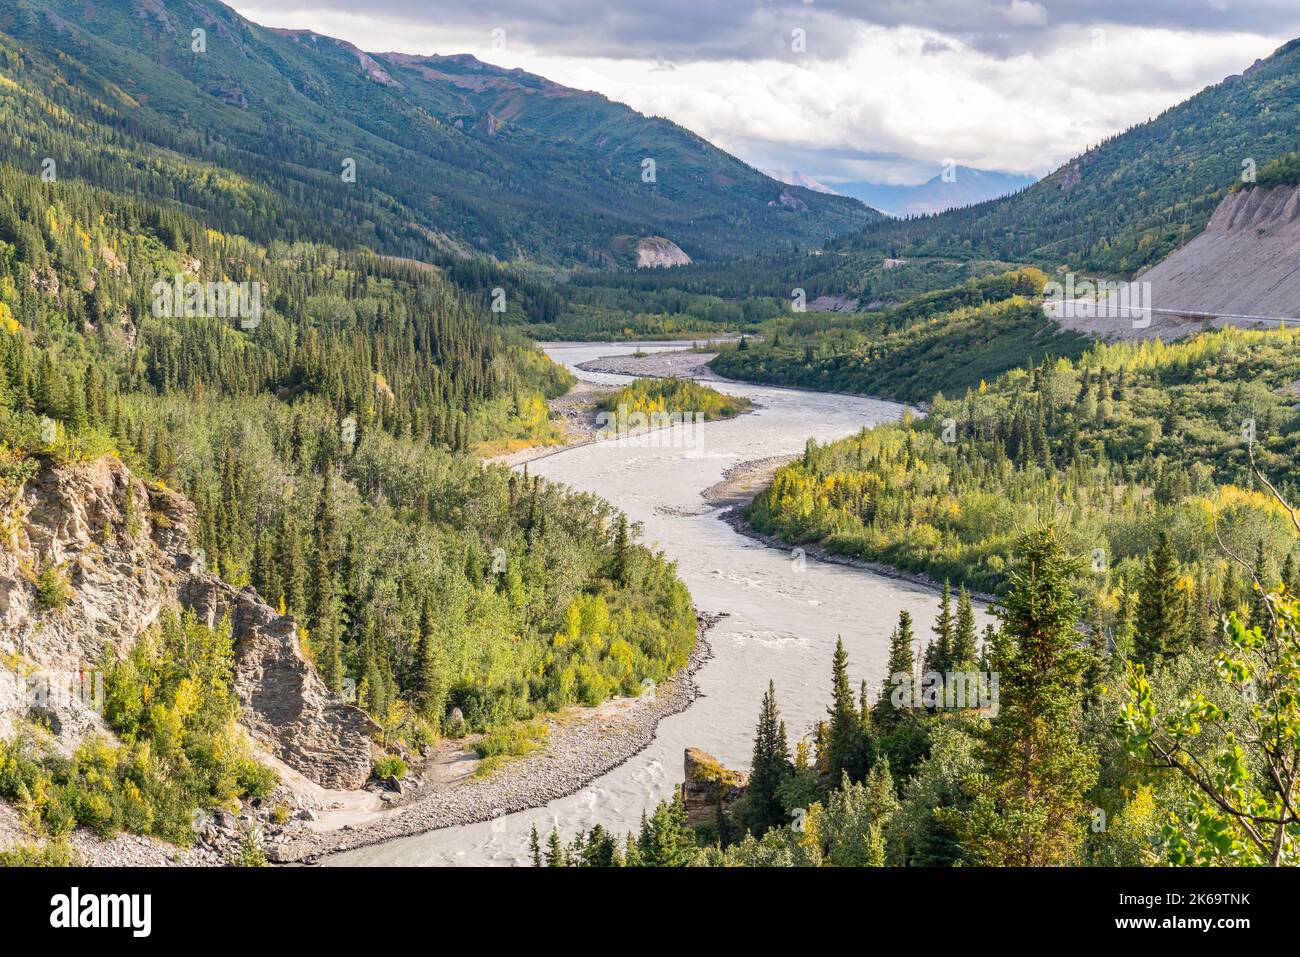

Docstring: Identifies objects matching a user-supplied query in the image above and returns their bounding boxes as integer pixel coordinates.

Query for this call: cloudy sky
[230,1,1300,185]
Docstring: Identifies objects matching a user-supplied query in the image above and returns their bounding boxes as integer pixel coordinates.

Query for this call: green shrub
[33,560,70,612]
[0,838,76,867]
[475,720,549,775]
[0,610,278,848]
[373,755,408,782]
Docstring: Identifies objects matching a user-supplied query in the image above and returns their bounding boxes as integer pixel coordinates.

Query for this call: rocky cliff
[0,454,375,789]
[1052,184,1300,341]
[679,747,747,827]
[636,236,693,269]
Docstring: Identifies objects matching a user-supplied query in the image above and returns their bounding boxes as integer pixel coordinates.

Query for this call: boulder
[679,747,748,828]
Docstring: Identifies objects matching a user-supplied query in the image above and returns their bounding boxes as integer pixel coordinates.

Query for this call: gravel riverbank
[290,614,719,863]
[576,349,717,379]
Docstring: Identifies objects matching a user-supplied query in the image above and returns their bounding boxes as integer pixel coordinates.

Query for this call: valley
[326,342,991,865]
[1,0,1299,884]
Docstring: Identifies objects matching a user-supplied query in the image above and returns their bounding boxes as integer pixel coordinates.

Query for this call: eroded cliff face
[1137,184,1300,327]
[1051,184,1300,341]
[180,576,377,790]
[0,455,374,789]
[636,236,693,268]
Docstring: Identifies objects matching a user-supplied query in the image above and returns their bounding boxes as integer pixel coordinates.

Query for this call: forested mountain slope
[0,152,696,852]
[834,38,1300,277]
[0,0,875,267]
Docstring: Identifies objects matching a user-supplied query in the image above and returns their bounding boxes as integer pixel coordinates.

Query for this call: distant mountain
[835,39,1300,276]
[833,167,1037,218]
[0,0,878,267]
[761,169,843,196]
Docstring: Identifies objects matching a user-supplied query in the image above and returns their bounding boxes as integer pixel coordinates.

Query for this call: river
[327,341,991,865]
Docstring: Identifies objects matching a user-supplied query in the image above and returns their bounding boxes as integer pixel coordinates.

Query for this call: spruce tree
[612,513,630,586]
[1135,530,1183,666]
[545,829,564,867]
[744,680,792,833]
[826,637,865,782]
[1247,539,1275,630]
[874,611,916,729]
[926,580,954,673]
[951,586,978,665]
[529,825,542,867]
[943,526,1098,866]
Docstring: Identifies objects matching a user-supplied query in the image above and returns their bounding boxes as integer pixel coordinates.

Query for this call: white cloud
[1004,1,1050,27]
[233,4,1290,184]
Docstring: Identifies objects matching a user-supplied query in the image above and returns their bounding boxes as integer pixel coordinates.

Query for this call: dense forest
[711,269,1092,403]
[537,306,1300,868]
[747,326,1300,610]
[0,157,696,832]
[4,0,1300,875]
[539,521,1300,867]
[0,0,872,268]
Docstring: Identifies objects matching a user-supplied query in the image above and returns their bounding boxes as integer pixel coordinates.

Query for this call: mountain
[0,0,878,268]
[832,167,1037,218]
[835,39,1300,276]
[761,169,843,195]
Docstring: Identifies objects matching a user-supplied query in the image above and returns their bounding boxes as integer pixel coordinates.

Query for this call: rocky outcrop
[636,236,692,269]
[0,456,173,750]
[1051,184,1300,341]
[679,747,747,827]
[0,455,374,787]
[180,576,378,790]
[1137,184,1300,325]
[771,187,809,212]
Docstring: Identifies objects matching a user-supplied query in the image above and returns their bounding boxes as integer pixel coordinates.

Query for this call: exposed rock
[771,187,809,212]
[0,455,374,787]
[180,575,378,790]
[635,236,692,269]
[28,266,59,297]
[808,294,860,313]
[99,246,127,277]
[210,79,248,110]
[679,747,747,828]
[271,29,403,87]
[473,112,502,136]
[1050,184,1300,342]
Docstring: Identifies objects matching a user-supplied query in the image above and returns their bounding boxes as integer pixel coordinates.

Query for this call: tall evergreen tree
[951,586,978,665]
[874,611,917,729]
[826,637,867,782]
[925,580,954,673]
[743,680,793,833]
[943,526,1098,866]
[546,829,564,867]
[1135,530,1183,666]
[1247,538,1275,630]
[612,514,630,586]
[529,825,542,867]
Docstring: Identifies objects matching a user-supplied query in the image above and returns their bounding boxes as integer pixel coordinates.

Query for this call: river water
[329,341,990,865]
